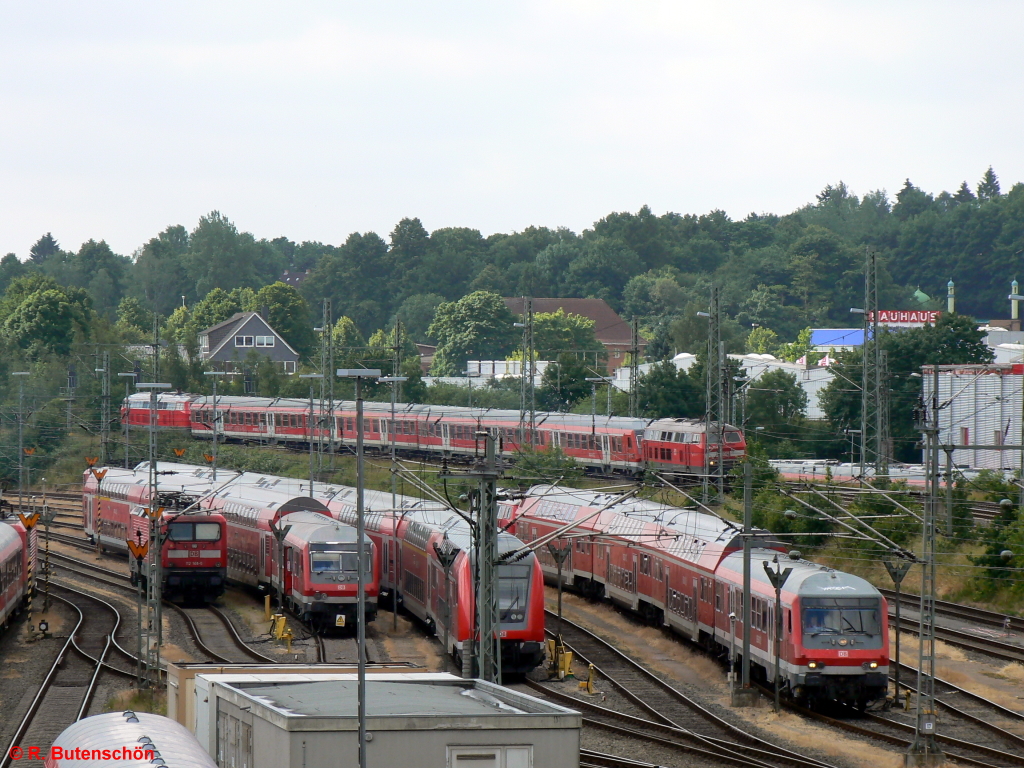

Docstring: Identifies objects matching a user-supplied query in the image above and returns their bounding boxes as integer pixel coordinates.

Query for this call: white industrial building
[188,671,581,768]
[923,363,1024,470]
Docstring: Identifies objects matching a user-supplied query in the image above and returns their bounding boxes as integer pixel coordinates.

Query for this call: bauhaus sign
[867,310,941,326]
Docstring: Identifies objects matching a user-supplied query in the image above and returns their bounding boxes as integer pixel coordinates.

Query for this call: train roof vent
[122,710,139,723]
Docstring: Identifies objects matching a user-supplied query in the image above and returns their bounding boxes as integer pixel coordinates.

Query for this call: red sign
[868,310,941,326]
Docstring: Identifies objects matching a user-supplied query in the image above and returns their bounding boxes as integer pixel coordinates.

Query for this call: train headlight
[869,661,878,669]
[808,661,820,670]
[315,591,327,600]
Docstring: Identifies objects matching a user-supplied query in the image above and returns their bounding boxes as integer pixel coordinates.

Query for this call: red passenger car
[504,486,888,708]
[0,517,32,630]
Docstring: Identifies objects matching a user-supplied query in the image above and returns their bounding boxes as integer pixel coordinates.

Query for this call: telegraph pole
[884,559,913,708]
[96,353,111,465]
[907,366,943,765]
[337,368,382,768]
[858,249,890,481]
[731,462,758,706]
[440,431,504,684]
[628,318,640,418]
[299,374,324,495]
[700,289,725,503]
[118,372,135,468]
[13,372,29,511]
[203,372,224,481]
[138,381,170,689]
[515,298,536,446]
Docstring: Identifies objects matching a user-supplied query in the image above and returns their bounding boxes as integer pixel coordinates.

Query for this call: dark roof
[200,311,299,360]
[503,298,644,346]
[201,312,248,336]
[280,270,310,287]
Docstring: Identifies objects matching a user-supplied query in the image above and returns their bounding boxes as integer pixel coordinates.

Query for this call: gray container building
[193,672,581,768]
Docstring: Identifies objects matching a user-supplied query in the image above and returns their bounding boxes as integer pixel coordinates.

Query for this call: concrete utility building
[922,363,1024,470]
[191,672,581,768]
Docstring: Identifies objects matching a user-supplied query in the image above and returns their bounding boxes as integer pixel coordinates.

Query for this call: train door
[600,435,611,467]
[663,567,670,626]
[692,580,700,641]
[442,423,451,451]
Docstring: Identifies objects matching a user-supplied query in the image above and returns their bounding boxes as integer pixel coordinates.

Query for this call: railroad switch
[271,614,288,639]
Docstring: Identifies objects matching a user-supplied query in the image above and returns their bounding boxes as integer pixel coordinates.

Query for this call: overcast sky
[2,2,1022,258]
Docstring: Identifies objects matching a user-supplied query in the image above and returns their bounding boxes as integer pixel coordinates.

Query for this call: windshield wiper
[810,629,840,636]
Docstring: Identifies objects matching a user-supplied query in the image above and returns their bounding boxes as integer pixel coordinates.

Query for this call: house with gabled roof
[198,311,300,373]
[503,297,646,372]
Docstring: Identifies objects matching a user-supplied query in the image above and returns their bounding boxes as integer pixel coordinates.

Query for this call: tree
[29,233,60,264]
[116,297,154,335]
[746,327,779,354]
[2,288,88,357]
[0,254,26,296]
[953,181,976,204]
[977,166,1001,200]
[746,369,807,427]
[562,238,643,308]
[537,353,592,412]
[184,211,283,296]
[303,231,390,335]
[428,291,518,375]
[635,360,704,418]
[531,308,605,360]
[253,282,315,359]
[131,225,191,315]
[893,179,934,220]
[393,293,445,343]
[331,316,367,366]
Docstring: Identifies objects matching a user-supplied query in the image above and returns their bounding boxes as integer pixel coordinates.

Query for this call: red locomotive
[82,465,228,601]
[502,486,889,708]
[0,517,33,630]
[121,392,747,477]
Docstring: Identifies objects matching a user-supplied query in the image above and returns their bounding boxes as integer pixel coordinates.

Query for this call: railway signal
[884,559,914,708]
[763,555,793,713]
[547,542,571,620]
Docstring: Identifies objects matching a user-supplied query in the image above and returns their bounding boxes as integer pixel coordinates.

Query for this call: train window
[715,584,722,612]
[195,523,221,540]
[801,597,881,636]
[725,431,742,444]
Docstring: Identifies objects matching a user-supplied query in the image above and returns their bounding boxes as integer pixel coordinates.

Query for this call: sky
[2,1,1022,258]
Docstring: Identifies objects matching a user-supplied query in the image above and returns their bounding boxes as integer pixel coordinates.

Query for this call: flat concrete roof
[239,680,531,717]
[202,673,581,729]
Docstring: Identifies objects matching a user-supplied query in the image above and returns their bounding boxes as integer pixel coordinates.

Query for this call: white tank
[45,710,216,767]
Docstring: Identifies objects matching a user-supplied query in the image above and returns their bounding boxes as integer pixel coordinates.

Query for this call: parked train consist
[0,517,33,630]
[191,468,547,673]
[502,486,889,707]
[82,466,229,601]
[122,393,746,476]
[204,481,378,628]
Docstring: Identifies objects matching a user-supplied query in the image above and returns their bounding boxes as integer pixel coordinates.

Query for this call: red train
[82,466,229,601]
[207,471,547,674]
[0,517,33,630]
[204,481,378,628]
[502,486,889,708]
[121,393,746,477]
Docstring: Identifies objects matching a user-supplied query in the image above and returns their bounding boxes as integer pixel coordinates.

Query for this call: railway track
[541,612,839,768]
[886,608,1024,664]
[778,481,1001,524]
[46,550,276,664]
[0,583,137,768]
[881,587,1024,633]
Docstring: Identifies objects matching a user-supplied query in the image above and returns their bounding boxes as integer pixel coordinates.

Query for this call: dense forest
[0,169,1015,481]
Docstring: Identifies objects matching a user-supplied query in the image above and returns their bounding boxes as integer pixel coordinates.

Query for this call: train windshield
[167,522,221,542]
[801,597,881,636]
[310,544,370,577]
[498,563,532,622]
